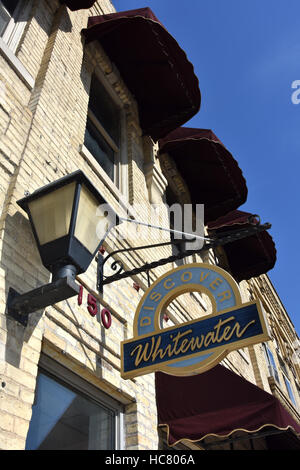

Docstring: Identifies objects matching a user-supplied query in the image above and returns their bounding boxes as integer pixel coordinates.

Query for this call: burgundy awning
[207,210,277,281]
[60,0,96,10]
[159,127,248,224]
[208,209,260,229]
[82,8,201,141]
[156,365,300,449]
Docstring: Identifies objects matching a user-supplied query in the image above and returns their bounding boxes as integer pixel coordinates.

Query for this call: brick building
[0,0,299,450]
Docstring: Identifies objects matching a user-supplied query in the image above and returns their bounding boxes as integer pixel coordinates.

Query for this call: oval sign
[121,263,270,379]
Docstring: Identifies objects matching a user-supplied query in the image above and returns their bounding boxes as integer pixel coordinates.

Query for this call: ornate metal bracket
[96,221,271,294]
[96,238,190,294]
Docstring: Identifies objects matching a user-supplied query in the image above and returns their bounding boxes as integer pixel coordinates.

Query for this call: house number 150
[77,286,112,329]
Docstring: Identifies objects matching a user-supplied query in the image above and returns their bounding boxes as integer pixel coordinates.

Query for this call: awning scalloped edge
[158,422,300,448]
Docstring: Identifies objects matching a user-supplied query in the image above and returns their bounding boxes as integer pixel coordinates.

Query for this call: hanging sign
[121,263,270,379]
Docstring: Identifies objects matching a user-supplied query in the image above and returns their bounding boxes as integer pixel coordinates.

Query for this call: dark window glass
[25,372,115,450]
[84,117,115,181]
[89,75,120,145]
[1,0,19,15]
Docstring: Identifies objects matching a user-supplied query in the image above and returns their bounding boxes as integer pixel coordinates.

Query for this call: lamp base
[6,277,80,326]
[52,264,77,282]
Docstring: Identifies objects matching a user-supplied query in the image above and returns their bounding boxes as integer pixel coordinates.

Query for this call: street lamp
[7,170,119,326]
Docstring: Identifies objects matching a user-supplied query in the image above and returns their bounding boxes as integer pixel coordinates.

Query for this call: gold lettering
[215,316,255,342]
[165,341,176,358]
[235,320,256,338]
[140,316,151,327]
[209,278,223,290]
[181,271,192,282]
[172,329,193,355]
[130,314,257,371]
[214,317,236,342]
[151,337,177,362]
[179,338,190,353]
[188,334,204,351]
[199,271,209,282]
[149,292,162,302]
[131,337,155,367]
[218,290,231,302]
[164,278,175,290]
[222,325,234,341]
[151,336,163,362]
[204,331,216,347]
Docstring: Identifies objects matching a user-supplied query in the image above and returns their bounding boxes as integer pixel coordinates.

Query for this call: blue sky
[113,0,300,334]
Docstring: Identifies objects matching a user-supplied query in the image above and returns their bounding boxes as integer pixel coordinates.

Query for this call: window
[278,357,297,407]
[0,0,34,90]
[263,343,280,384]
[0,1,19,36]
[0,0,30,52]
[84,74,122,185]
[25,357,123,450]
[282,373,297,407]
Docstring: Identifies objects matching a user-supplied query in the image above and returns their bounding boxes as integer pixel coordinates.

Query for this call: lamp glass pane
[28,182,76,245]
[74,185,111,254]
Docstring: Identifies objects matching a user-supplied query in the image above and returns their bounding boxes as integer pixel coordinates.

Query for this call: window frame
[263,343,280,384]
[0,0,31,53]
[0,3,10,36]
[281,368,297,408]
[82,66,128,197]
[28,355,124,450]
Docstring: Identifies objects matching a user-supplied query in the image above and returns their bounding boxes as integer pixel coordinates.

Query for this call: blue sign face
[121,264,270,379]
